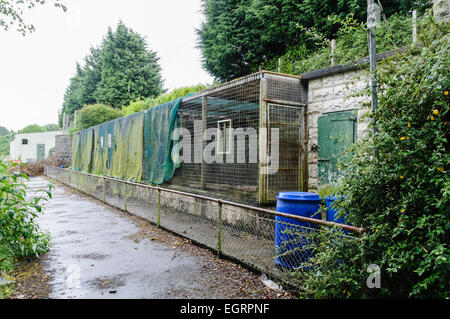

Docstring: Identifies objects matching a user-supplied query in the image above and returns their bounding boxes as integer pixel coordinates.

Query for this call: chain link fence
[44,166,364,292]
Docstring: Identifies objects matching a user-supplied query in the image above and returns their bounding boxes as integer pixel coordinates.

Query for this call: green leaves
[0,160,51,258]
[0,0,66,35]
[75,104,124,131]
[61,22,164,120]
[198,0,430,81]
[294,14,449,299]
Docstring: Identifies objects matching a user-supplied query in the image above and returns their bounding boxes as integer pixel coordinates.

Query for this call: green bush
[122,84,209,115]
[75,104,124,131]
[18,124,46,134]
[17,124,60,134]
[0,161,53,258]
[297,14,449,299]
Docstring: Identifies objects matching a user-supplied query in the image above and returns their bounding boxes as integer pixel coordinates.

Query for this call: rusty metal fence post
[217,200,223,257]
[124,183,127,212]
[157,187,161,228]
[103,176,106,204]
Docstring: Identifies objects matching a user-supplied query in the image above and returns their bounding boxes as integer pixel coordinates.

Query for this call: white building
[10,131,63,162]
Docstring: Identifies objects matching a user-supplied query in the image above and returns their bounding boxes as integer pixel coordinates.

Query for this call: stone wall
[305,69,371,192]
[55,134,72,164]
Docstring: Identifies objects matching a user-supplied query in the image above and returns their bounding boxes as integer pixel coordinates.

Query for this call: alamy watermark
[366,264,381,289]
[171,120,280,174]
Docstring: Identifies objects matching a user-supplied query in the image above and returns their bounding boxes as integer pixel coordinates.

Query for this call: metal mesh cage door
[266,103,305,202]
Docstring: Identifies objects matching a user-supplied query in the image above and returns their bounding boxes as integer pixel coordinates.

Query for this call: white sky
[0,0,213,131]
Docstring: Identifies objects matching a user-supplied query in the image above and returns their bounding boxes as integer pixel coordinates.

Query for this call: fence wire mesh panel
[125,182,159,224]
[267,104,305,199]
[169,76,261,204]
[86,174,104,202]
[159,192,219,251]
[44,167,362,292]
[103,178,126,211]
[166,71,306,205]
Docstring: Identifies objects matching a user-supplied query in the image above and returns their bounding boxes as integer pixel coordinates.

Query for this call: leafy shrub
[17,124,60,134]
[75,104,124,131]
[122,84,209,115]
[18,124,46,134]
[297,14,449,299]
[0,161,52,258]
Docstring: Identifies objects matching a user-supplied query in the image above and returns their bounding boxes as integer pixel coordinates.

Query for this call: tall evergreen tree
[61,63,84,124]
[94,22,164,108]
[61,21,164,119]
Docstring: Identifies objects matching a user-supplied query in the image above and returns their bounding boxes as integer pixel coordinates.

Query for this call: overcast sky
[0,0,214,131]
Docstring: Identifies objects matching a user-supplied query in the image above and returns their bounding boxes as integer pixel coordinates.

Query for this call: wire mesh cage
[69,71,306,205]
[168,71,307,205]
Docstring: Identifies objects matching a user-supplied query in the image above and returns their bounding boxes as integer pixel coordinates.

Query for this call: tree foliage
[0,0,66,35]
[122,84,209,115]
[0,161,52,258]
[197,0,431,81]
[269,13,414,75]
[0,126,9,136]
[74,104,124,131]
[17,123,59,134]
[18,124,46,134]
[61,22,164,123]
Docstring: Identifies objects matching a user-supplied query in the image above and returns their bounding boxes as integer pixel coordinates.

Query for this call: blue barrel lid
[277,191,321,202]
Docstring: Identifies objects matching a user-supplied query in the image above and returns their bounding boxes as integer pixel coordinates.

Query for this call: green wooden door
[318,111,356,185]
[36,144,45,161]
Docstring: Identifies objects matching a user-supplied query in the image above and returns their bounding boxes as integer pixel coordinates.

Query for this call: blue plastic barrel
[325,196,350,235]
[275,192,321,269]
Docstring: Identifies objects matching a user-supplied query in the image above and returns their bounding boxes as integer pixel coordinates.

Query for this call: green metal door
[318,111,356,185]
[36,144,45,161]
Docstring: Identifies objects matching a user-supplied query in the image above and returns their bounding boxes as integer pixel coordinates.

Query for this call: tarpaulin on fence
[87,113,144,182]
[143,98,181,184]
[71,132,80,170]
[111,112,144,181]
[72,129,93,172]
[91,121,114,177]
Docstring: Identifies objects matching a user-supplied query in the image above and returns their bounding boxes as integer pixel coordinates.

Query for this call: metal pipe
[45,166,367,234]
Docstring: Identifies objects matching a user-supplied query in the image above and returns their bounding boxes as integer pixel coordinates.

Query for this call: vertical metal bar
[367,0,379,134]
[201,94,207,190]
[258,76,268,204]
[361,234,368,298]
[412,10,417,44]
[331,39,336,66]
[103,176,106,203]
[217,200,223,257]
[123,183,127,212]
[157,187,161,228]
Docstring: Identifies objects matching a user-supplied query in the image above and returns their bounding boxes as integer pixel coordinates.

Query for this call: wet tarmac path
[26,177,291,299]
